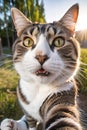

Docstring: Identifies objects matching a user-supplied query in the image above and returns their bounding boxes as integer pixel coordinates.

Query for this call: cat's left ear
[11,8,32,36]
[59,3,79,34]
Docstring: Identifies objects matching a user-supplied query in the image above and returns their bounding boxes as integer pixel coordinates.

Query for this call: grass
[78,48,87,92]
[81,48,87,63]
[0,54,23,121]
[0,91,23,121]
[0,68,23,121]
[0,69,18,91]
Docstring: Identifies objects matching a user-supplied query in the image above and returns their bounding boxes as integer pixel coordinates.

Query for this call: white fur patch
[34,34,51,56]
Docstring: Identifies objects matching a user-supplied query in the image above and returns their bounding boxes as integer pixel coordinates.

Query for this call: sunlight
[76,12,87,31]
[76,29,87,42]
[76,21,87,31]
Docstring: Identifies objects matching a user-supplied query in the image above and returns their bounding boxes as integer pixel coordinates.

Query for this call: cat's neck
[19,78,74,94]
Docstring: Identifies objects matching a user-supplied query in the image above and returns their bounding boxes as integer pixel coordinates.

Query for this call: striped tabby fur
[0,3,83,130]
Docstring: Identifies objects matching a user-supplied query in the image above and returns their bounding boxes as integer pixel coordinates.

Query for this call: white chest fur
[18,79,73,121]
[18,79,57,121]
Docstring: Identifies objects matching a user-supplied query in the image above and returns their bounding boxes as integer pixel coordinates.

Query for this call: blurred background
[0,0,87,123]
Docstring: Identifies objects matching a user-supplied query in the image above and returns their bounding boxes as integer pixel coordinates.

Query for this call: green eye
[23,38,34,47]
[53,37,65,48]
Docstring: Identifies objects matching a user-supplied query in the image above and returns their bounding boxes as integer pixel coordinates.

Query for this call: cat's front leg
[0,116,28,130]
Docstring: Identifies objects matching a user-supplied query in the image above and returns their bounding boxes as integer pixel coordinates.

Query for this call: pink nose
[35,54,48,65]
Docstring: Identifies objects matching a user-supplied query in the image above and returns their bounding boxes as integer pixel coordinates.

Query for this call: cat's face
[12,4,80,85]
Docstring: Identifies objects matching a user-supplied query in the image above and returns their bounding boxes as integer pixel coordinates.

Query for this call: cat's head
[12,4,80,85]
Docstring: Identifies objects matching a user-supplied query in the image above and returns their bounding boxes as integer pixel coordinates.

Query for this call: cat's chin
[31,71,59,85]
[34,76,54,84]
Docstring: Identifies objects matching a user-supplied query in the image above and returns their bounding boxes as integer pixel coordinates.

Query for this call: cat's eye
[23,38,34,47]
[53,37,65,48]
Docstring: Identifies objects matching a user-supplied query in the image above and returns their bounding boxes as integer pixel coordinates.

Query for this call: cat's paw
[0,119,18,130]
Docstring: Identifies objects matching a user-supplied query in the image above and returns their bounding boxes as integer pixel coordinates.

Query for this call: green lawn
[78,48,87,92]
[0,68,23,121]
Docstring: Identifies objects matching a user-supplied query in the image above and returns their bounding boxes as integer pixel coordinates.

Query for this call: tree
[0,0,46,49]
[0,37,3,56]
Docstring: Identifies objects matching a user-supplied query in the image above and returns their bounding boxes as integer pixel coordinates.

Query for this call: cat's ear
[59,4,79,33]
[11,7,32,36]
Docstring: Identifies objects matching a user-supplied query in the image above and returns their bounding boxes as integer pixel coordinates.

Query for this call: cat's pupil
[28,40,30,45]
[23,38,33,47]
[53,37,65,48]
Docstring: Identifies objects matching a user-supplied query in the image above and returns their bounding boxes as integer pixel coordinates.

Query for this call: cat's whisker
[65,64,75,67]
[80,68,87,72]
[64,63,77,68]
[23,64,39,68]
[79,67,87,73]
[64,60,77,64]
[77,71,87,80]
[80,61,87,66]
[75,75,83,87]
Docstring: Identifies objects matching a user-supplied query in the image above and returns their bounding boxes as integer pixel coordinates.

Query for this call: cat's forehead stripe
[24,24,56,35]
[22,23,69,38]
[30,24,65,36]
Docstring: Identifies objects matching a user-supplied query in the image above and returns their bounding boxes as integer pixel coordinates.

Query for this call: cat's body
[0,4,83,130]
[18,78,76,122]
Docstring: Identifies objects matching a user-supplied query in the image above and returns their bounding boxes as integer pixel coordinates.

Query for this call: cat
[0,3,83,130]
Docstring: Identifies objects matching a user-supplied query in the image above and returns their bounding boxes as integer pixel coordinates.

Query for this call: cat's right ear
[58,4,79,34]
[11,8,32,37]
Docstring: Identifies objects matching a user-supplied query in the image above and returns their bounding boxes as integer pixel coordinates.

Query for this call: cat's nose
[35,54,48,65]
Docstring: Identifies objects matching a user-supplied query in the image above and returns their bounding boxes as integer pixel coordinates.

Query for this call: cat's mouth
[35,68,50,76]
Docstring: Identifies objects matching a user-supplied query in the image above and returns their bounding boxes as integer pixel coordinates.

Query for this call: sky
[43,0,87,31]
